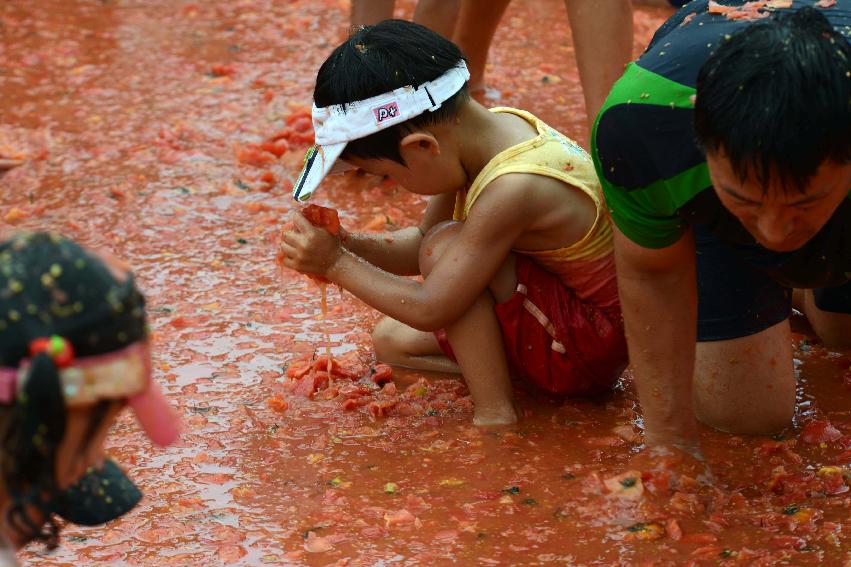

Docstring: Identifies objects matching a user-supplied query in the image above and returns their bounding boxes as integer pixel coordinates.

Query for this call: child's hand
[278,211,343,278]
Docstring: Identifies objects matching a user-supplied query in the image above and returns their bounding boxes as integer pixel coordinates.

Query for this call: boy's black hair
[314,19,469,165]
[694,7,851,193]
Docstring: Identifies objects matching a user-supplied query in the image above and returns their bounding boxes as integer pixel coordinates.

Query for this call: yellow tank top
[453,107,619,313]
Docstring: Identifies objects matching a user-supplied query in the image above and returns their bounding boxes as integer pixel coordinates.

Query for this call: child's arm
[280,182,533,331]
[340,193,456,276]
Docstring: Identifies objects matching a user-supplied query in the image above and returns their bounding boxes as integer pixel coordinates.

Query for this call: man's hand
[613,225,702,452]
[279,212,344,278]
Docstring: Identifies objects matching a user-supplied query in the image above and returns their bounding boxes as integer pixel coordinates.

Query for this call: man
[452,0,633,131]
[350,0,458,38]
[592,1,851,457]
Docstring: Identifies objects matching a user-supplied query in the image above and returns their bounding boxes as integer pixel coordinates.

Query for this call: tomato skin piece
[821,470,849,495]
[292,371,329,398]
[371,364,394,385]
[301,204,340,236]
[665,518,683,541]
[286,360,312,379]
[210,64,236,77]
[288,116,312,132]
[340,398,364,411]
[680,533,718,545]
[236,144,275,167]
[312,355,340,375]
[769,535,807,550]
[368,399,397,418]
[800,420,842,444]
[289,205,341,284]
[260,139,288,158]
[267,394,288,413]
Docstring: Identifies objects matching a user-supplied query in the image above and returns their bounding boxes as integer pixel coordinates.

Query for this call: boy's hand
[279,212,344,278]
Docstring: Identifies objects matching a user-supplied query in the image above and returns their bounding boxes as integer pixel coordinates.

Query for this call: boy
[279,20,627,425]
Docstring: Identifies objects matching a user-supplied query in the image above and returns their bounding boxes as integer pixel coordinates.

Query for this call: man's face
[707,151,851,252]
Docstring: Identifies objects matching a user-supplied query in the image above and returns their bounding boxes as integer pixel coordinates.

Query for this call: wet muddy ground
[2,1,850,565]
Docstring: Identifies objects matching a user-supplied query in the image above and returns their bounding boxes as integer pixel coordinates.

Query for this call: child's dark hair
[314,19,469,164]
[0,232,147,549]
[694,7,851,192]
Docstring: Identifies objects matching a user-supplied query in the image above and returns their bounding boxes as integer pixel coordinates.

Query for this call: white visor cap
[292,60,470,201]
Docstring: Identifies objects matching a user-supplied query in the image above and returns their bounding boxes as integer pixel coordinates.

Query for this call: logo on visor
[373,101,400,124]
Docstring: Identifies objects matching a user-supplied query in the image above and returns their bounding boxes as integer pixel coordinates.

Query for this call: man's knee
[419,221,463,276]
[694,320,796,435]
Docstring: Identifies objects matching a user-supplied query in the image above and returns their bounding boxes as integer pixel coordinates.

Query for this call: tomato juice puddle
[2,0,850,565]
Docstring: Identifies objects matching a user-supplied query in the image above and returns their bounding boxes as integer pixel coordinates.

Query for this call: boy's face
[342,135,467,196]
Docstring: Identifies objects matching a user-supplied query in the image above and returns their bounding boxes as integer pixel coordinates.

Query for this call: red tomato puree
[1,0,849,565]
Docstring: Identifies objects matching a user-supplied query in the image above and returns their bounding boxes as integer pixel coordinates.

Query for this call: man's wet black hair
[694,7,851,192]
[313,19,469,165]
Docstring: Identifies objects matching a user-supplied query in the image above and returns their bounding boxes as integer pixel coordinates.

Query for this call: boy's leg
[351,0,395,27]
[372,316,461,373]
[802,285,851,349]
[412,0,460,38]
[420,222,518,425]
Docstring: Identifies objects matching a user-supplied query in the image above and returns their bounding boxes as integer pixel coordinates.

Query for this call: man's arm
[613,224,702,452]
[340,192,456,276]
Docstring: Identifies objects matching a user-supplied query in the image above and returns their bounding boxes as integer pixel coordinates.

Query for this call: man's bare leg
[693,319,796,435]
[452,0,512,97]
[413,0,460,38]
[802,290,851,349]
[351,0,395,27]
[564,0,633,128]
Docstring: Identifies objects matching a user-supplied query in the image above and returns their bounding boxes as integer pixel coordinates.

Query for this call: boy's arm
[340,193,456,276]
[281,180,532,331]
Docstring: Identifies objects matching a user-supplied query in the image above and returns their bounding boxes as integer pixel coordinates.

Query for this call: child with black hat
[0,231,180,561]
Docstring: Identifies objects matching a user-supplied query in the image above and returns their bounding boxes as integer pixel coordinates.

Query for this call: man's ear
[399,132,440,160]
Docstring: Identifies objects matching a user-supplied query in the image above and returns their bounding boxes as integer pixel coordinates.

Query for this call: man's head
[694,7,851,252]
[298,19,470,198]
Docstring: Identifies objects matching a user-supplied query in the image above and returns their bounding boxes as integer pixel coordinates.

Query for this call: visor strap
[423,85,437,109]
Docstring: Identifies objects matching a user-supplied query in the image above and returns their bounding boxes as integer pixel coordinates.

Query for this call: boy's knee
[371,318,398,360]
[419,221,463,276]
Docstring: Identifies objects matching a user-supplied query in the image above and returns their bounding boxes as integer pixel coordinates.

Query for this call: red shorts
[435,255,628,396]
